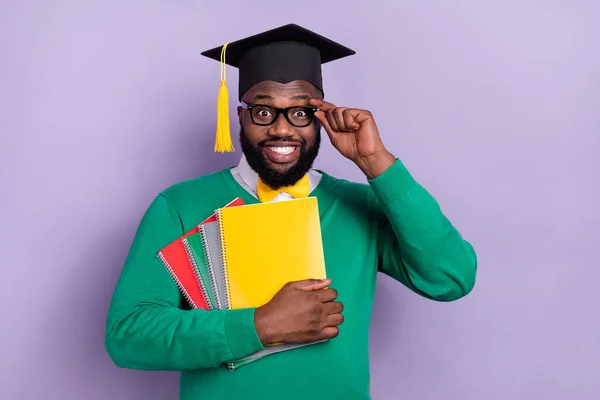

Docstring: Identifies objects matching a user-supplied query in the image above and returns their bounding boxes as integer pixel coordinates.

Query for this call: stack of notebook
[157,196,327,370]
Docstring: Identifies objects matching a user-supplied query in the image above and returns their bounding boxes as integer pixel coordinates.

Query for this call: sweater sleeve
[104,193,264,371]
[367,159,477,301]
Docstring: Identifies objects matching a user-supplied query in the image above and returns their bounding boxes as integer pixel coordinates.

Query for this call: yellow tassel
[214,42,234,153]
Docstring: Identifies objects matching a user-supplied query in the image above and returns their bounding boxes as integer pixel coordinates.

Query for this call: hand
[254,279,343,345]
[311,99,396,179]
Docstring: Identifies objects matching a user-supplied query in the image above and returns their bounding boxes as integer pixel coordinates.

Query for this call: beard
[239,126,321,190]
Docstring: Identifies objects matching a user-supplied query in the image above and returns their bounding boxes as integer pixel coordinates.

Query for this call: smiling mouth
[261,142,302,164]
[266,145,297,155]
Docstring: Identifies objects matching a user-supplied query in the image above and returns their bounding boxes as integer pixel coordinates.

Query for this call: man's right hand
[253,279,343,345]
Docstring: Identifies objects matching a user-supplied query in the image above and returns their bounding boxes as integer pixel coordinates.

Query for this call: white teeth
[268,146,295,155]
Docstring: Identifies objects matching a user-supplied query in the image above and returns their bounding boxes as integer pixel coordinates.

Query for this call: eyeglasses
[240,102,318,127]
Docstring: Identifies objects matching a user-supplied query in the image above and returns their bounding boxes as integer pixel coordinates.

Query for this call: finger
[333,108,347,131]
[309,99,337,112]
[326,110,340,132]
[342,109,361,131]
[295,278,331,291]
[323,313,344,327]
[322,301,344,315]
[319,326,340,339]
[315,111,338,146]
[318,288,338,302]
[314,111,335,136]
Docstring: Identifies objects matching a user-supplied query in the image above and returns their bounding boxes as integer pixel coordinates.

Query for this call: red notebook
[157,197,244,309]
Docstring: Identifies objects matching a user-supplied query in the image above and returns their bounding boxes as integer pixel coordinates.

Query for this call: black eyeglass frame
[240,101,319,128]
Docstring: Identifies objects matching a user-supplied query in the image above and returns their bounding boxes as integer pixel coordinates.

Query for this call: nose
[267,112,294,138]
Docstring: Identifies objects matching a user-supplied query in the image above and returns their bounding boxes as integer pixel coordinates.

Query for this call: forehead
[241,80,322,103]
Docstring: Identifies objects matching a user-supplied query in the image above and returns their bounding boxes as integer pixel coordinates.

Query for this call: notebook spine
[216,208,232,309]
[199,225,223,310]
[181,237,213,310]
[157,252,197,309]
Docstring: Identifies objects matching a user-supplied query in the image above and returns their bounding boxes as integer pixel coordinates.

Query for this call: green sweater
[105,159,477,399]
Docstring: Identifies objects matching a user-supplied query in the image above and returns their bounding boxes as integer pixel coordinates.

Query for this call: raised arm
[311,98,477,301]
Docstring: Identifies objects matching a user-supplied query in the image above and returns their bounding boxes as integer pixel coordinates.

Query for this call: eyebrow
[290,95,311,101]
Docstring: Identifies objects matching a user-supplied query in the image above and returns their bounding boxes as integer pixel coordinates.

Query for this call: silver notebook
[200,221,229,310]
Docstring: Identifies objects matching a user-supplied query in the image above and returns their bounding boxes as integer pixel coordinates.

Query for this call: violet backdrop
[1,1,598,399]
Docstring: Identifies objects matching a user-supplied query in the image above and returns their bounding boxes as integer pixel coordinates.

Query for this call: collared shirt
[230,155,322,202]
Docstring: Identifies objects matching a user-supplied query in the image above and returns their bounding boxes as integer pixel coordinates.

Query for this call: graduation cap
[201,23,355,153]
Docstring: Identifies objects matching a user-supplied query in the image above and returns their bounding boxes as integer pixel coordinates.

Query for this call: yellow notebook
[216,197,327,309]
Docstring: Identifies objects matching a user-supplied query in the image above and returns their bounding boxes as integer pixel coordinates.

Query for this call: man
[105,24,477,399]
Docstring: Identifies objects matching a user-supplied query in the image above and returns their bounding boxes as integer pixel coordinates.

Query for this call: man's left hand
[311,99,396,179]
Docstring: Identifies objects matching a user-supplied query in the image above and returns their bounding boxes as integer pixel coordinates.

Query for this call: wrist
[355,150,396,179]
[254,306,280,345]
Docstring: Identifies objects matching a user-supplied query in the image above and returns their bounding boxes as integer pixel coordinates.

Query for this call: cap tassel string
[214,42,234,153]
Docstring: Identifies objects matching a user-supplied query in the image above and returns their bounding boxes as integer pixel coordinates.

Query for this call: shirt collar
[237,155,260,195]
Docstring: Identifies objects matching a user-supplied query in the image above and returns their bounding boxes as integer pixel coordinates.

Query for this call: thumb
[295,278,331,291]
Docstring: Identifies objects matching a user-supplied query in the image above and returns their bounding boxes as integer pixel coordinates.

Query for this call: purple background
[1,1,598,399]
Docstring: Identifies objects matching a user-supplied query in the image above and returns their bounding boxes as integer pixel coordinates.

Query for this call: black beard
[239,127,321,190]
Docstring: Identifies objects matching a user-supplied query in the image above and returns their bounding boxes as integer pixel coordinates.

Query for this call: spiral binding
[199,225,223,310]
[216,209,232,310]
[157,252,197,309]
[182,237,213,310]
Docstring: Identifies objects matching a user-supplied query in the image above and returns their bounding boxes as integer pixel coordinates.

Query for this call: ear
[237,106,242,124]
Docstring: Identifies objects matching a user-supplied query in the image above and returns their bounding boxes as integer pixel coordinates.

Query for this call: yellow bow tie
[257,174,310,202]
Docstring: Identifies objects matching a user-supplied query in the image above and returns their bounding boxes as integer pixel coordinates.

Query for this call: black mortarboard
[201,23,355,153]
